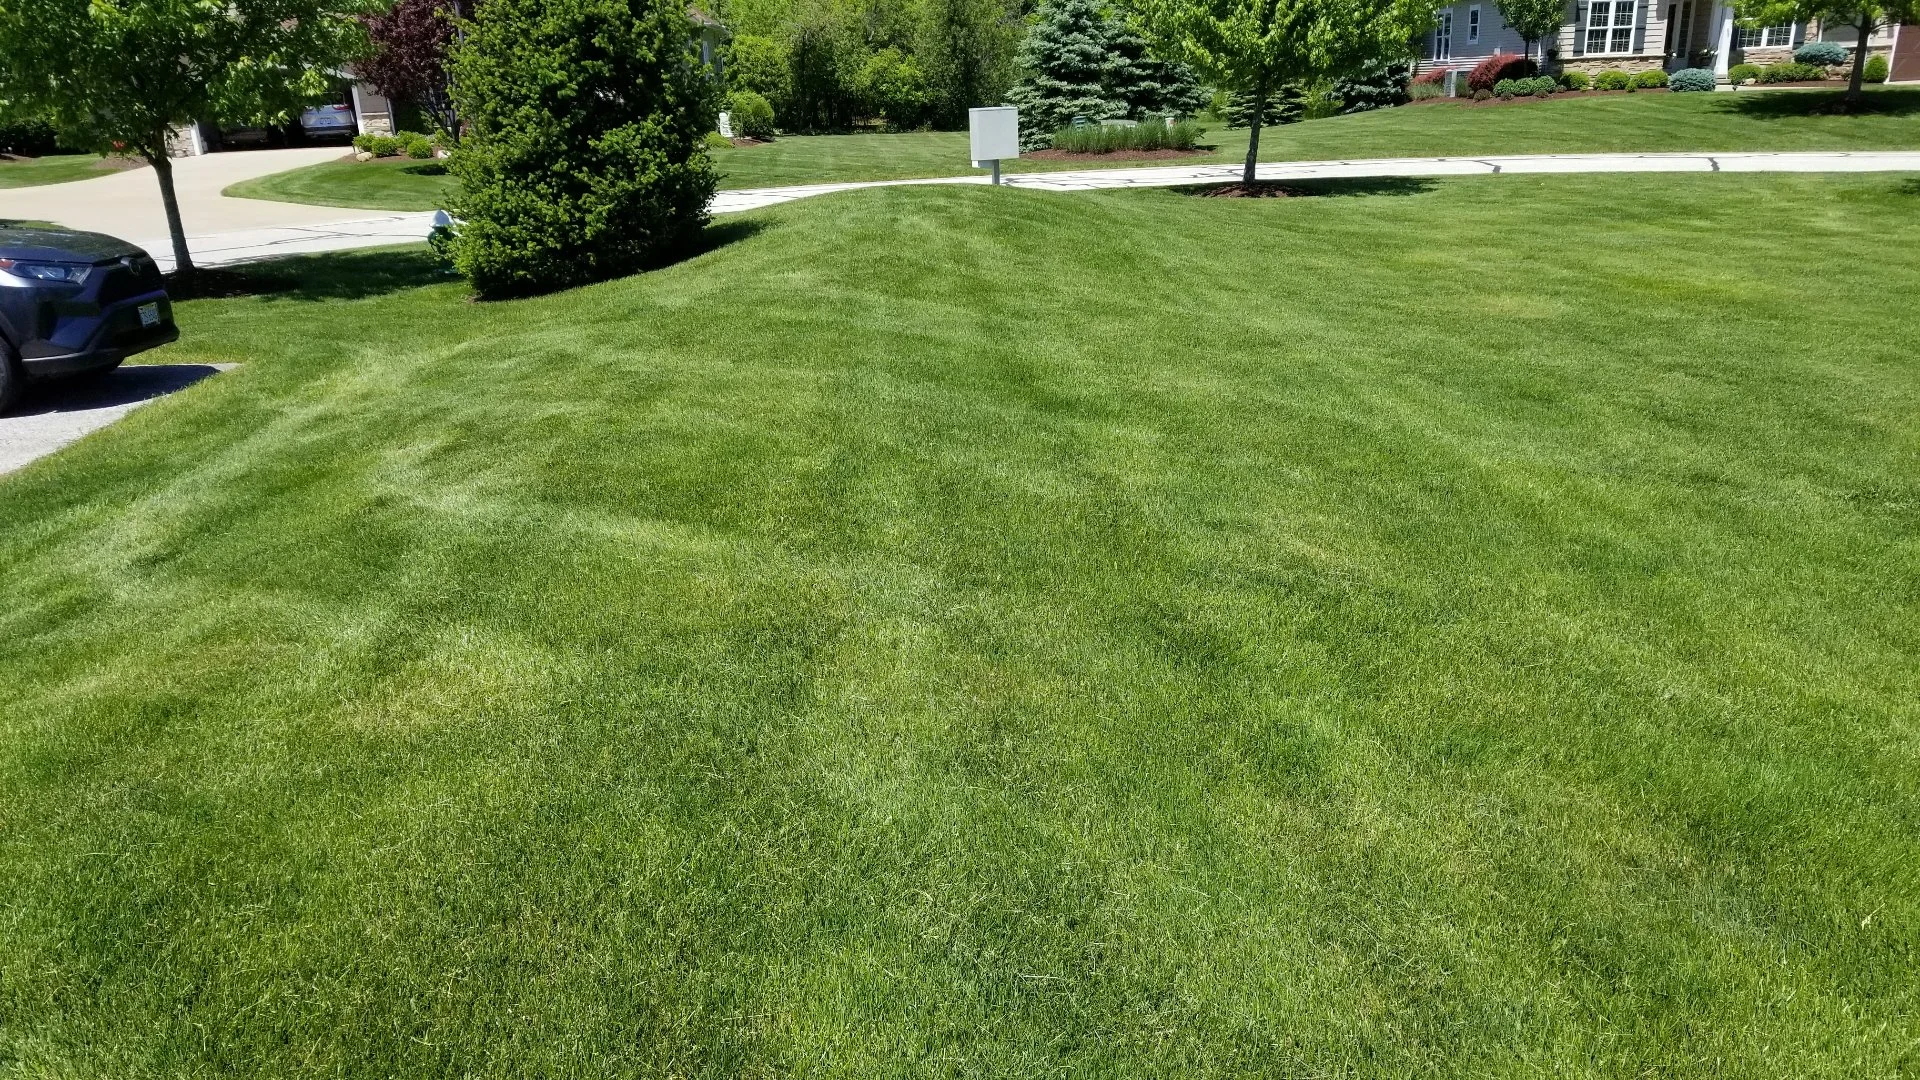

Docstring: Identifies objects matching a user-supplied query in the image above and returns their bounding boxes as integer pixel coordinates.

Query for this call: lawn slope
[3,173,1919,1077]
[0,154,143,189]
[223,87,1920,210]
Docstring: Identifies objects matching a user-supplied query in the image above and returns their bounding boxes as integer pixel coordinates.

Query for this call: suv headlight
[0,259,92,284]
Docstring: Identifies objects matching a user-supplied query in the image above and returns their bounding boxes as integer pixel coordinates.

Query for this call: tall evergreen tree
[1009,0,1207,148]
[1224,82,1304,127]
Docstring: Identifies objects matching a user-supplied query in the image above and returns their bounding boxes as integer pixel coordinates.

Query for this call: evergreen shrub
[442,0,718,297]
[1668,67,1715,91]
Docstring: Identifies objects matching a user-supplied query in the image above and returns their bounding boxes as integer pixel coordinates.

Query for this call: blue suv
[0,223,178,412]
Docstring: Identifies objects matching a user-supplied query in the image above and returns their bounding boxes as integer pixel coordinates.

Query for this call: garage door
[1895,24,1920,82]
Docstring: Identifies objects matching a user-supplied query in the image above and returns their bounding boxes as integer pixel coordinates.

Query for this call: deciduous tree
[1134,0,1437,184]
[359,0,468,142]
[1736,0,1914,103]
[1495,0,1565,66]
[0,0,373,275]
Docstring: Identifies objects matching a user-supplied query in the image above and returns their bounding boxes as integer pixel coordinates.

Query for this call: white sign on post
[969,106,1019,184]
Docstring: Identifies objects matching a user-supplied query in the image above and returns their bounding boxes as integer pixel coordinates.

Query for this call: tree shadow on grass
[469,217,767,302]
[1710,86,1920,119]
[168,247,456,303]
[1177,176,1439,199]
[165,218,767,305]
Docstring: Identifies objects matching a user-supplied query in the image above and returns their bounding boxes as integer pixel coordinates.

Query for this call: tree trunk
[147,149,195,277]
[1845,13,1871,105]
[1243,75,1267,185]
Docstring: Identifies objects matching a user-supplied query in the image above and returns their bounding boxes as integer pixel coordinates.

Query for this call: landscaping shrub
[1048,117,1204,152]
[1410,79,1447,100]
[1412,68,1447,85]
[1467,51,1536,92]
[1760,61,1827,83]
[1333,58,1412,112]
[1794,40,1848,67]
[1669,67,1715,91]
[705,131,733,151]
[1727,62,1762,84]
[1866,54,1889,82]
[1493,76,1557,98]
[352,132,401,156]
[1559,70,1591,91]
[1595,69,1632,90]
[353,130,435,158]
[0,117,60,156]
[1473,88,1492,100]
[728,89,776,138]
[1633,69,1668,88]
[442,0,718,297]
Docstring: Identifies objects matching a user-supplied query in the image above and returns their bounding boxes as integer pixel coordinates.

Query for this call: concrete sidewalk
[8,149,1920,270]
[714,149,1920,211]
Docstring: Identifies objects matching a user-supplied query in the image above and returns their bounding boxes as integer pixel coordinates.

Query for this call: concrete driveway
[0,148,439,270]
[0,364,231,475]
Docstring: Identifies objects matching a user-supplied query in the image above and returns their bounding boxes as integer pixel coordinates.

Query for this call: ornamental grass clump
[1048,118,1205,152]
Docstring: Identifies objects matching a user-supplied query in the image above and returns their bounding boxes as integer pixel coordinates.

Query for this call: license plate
[138,302,160,328]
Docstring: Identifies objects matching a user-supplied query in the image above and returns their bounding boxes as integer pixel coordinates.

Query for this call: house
[1417,0,1917,83]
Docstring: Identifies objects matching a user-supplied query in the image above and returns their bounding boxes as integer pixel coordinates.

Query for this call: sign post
[969,106,1019,185]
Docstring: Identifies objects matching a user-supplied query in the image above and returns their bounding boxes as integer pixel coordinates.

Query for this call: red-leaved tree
[358,0,469,140]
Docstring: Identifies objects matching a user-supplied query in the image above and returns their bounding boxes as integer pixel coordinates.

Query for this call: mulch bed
[1026,147,1210,162]
[728,137,772,148]
[1190,182,1313,198]
[1411,88,1673,107]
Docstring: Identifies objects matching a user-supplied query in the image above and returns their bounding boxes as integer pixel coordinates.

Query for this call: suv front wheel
[0,342,20,415]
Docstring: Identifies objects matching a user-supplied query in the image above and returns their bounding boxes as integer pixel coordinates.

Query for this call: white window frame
[1468,5,1481,43]
[1435,10,1453,59]
[1736,22,1795,48]
[1585,0,1638,54]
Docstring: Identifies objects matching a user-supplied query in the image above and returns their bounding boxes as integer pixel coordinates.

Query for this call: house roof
[686,4,724,28]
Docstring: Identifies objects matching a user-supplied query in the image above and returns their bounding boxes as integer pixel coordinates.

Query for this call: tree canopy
[1009,0,1207,148]
[1735,0,1915,101]
[1134,0,1438,182]
[0,0,373,272]
[1496,0,1567,63]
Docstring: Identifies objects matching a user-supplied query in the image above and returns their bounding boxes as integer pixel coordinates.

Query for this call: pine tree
[1009,0,1209,149]
[1008,0,1125,147]
[1107,18,1208,120]
[1224,83,1304,128]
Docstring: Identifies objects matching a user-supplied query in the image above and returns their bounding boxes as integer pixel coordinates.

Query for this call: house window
[1585,0,1637,53]
[1435,10,1453,59]
[1468,5,1481,43]
[1736,23,1794,48]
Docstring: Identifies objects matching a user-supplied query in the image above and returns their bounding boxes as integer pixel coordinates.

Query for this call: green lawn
[0,153,142,189]
[5,173,1920,1075]
[224,87,1920,211]
[222,156,458,211]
